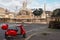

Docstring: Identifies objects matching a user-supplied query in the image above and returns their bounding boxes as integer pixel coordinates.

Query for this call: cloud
[0,0,22,12]
[0,0,60,12]
[0,0,12,3]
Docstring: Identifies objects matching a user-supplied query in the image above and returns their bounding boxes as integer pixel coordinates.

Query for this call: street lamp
[14,6,18,23]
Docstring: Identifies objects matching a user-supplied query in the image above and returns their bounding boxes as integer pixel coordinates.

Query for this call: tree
[39,8,43,15]
[49,8,60,29]
[33,8,43,16]
[51,9,60,17]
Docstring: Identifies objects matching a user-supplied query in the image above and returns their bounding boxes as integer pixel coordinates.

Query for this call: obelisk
[41,3,46,19]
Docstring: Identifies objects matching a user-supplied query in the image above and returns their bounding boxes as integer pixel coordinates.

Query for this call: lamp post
[14,6,18,23]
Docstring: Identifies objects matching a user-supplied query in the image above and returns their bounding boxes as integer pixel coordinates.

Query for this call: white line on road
[26,27,52,40]
[25,32,53,40]
[26,29,34,33]
[25,27,41,40]
[26,27,46,33]
[26,28,41,33]
[25,28,40,40]
[25,33,38,40]
[27,30,33,33]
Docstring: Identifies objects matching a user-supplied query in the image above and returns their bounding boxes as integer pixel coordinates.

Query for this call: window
[27,19,31,22]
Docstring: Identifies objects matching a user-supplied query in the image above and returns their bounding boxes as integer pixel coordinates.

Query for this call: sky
[0,0,60,12]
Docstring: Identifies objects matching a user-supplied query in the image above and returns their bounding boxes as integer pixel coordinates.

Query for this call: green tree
[33,8,43,16]
[39,8,43,15]
[52,9,60,17]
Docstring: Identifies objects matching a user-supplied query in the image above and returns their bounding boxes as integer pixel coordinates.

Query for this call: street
[0,23,48,40]
[0,0,60,40]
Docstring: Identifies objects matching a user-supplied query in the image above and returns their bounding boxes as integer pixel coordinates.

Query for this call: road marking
[26,27,53,40]
[26,28,41,40]
[27,29,34,33]
[25,28,39,40]
[25,33,37,40]
[26,27,47,33]
[25,32,53,40]
[26,28,40,33]
[26,27,42,40]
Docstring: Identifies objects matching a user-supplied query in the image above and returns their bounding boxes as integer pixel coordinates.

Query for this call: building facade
[0,7,52,24]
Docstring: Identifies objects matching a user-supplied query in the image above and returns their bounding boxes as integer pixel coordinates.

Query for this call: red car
[1,24,26,39]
